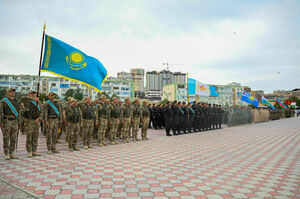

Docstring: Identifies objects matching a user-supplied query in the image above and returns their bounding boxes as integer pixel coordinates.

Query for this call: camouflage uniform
[0,91,21,160]
[63,100,82,151]
[43,97,62,153]
[21,93,42,157]
[96,97,110,146]
[132,100,141,141]
[141,102,150,140]
[121,101,132,143]
[78,100,95,148]
[109,99,121,144]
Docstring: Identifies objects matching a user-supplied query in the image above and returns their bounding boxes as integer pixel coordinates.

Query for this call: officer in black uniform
[171,101,179,135]
[164,102,173,136]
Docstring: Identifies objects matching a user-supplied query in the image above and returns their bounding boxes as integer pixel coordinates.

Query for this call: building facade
[130,68,144,92]
[0,74,134,101]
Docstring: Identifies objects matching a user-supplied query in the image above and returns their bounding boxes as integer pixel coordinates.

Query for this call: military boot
[10,153,18,159]
[5,154,10,160]
[32,152,41,156]
[27,152,32,157]
[48,150,53,154]
[52,149,59,153]
[84,145,88,149]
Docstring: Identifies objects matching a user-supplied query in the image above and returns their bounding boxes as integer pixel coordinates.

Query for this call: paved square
[0,117,299,198]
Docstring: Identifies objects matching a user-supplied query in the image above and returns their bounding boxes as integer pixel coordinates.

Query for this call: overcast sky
[0,0,299,93]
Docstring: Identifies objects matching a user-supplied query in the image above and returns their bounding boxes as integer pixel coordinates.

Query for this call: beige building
[130,68,144,92]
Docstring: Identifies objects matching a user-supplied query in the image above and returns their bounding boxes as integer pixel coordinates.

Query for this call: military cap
[134,98,139,102]
[6,88,16,92]
[142,99,149,103]
[48,92,57,96]
[124,97,130,101]
[68,97,75,102]
[111,97,117,101]
[99,95,107,100]
[27,90,36,94]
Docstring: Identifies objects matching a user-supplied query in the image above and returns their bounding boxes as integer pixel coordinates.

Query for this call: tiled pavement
[0,117,299,199]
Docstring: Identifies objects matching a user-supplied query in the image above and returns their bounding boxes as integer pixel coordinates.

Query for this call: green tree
[64,89,74,101]
[160,98,169,106]
[287,96,300,108]
[74,88,83,101]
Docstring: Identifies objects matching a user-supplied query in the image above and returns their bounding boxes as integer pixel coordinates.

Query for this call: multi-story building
[173,72,186,84]
[145,70,187,95]
[251,90,264,101]
[101,77,135,101]
[130,68,144,92]
[117,72,133,81]
[0,74,134,101]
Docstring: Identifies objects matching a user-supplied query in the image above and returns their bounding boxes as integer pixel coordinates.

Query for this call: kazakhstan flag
[42,34,107,92]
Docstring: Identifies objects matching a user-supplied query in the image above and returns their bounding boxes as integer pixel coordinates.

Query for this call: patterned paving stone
[0,117,299,199]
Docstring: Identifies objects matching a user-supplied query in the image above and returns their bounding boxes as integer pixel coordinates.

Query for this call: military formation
[0,88,297,160]
[149,101,224,136]
[0,89,150,160]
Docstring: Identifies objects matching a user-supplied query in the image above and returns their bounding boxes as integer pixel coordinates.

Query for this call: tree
[64,89,74,101]
[287,96,300,108]
[74,88,83,101]
[160,98,170,106]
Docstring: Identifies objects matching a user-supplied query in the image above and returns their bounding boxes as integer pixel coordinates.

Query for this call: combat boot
[114,141,119,144]
[84,145,88,149]
[102,142,108,146]
[32,152,41,156]
[52,150,59,153]
[73,147,80,151]
[5,154,10,160]
[27,152,32,157]
[48,150,53,154]
[10,153,18,159]
[99,143,104,147]
[145,138,149,140]
[88,145,93,148]
[126,138,130,143]
[69,148,73,152]
[110,141,115,145]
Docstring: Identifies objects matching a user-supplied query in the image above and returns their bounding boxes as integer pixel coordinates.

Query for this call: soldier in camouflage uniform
[43,92,62,154]
[108,97,120,145]
[121,98,132,143]
[78,97,95,149]
[141,100,150,140]
[96,95,110,147]
[132,99,141,142]
[0,88,21,160]
[117,100,123,140]
[63,98,82,151]
[21,90,42,157]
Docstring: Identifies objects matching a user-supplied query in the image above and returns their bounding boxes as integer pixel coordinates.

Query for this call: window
[113,87,119,90]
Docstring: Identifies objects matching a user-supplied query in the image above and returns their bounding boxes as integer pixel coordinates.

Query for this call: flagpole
[37,22,46,96]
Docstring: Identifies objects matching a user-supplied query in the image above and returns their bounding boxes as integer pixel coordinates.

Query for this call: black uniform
[164,105,173,136]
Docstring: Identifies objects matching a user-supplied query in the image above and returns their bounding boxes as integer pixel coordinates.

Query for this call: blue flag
[241,91,259,107]
[261,95,275,110]
[42,35,107,92]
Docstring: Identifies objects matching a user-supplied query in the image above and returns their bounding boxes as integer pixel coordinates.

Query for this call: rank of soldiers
[148,101,224,136]
[0,88,151,160]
